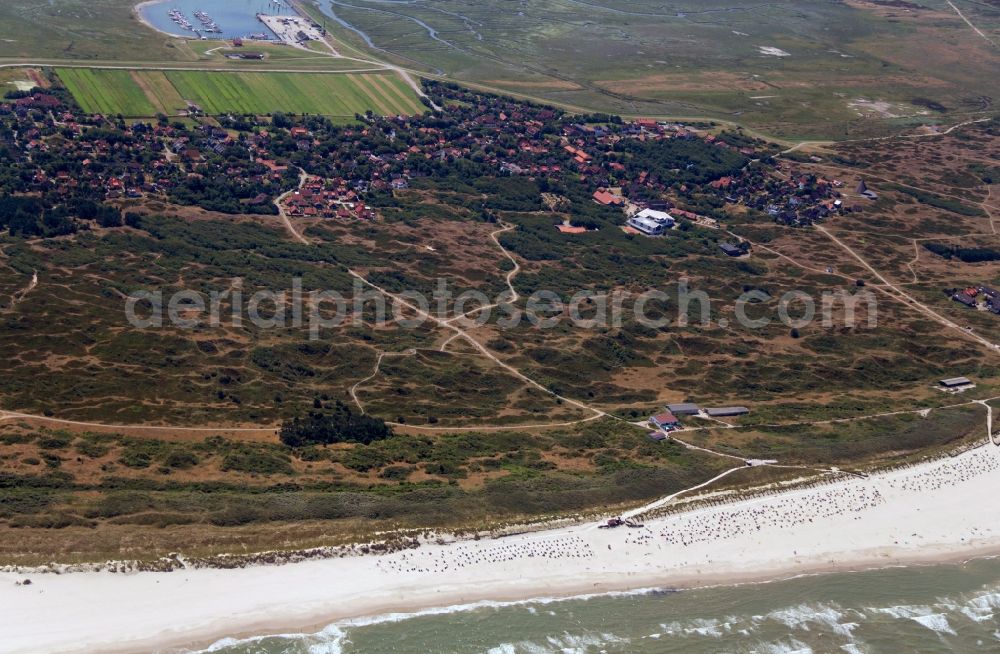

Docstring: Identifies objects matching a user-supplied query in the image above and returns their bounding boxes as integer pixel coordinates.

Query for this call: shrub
[220,450,293,475]
[87,492,155,518]
[10,514,95,529]
[0,434,33,445]
[209,504,263,527]
[76,440,111,459]
[37,435,72,450]
[294,447,328,462]
[341,447,390,473]
[119,450,152,469]
[378,465,415,481]
[164,451,200,470]
[0,489,57,516]
[891,185,984,217]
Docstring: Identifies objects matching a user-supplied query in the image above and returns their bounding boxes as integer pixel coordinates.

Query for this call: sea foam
[762,638,814,654]
[872,605,957,636]
[199,624,347,654]
[766,603,858,637]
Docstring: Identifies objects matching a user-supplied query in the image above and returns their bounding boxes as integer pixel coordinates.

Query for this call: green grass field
[57,68,158,116]
[55,68,425,118]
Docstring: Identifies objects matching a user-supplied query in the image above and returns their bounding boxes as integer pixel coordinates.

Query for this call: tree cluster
[279,401,394,448]
[924,242,1000,263]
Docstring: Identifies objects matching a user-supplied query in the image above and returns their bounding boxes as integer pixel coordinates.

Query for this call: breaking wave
[195,564,1000,653]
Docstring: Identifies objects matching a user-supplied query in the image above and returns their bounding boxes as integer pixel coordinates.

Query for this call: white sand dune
[758,46,791,57]
[3,443,1000,654]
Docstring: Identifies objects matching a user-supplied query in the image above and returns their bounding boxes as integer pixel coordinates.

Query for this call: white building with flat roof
[636,208,675,225]
[627,209,674,236]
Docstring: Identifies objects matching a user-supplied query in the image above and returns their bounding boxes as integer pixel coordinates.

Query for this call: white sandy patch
[758,46,791,57]
[7,81,35,91]
[2,444,1000,653]
[849,98,899,118]
[849,98,929,119]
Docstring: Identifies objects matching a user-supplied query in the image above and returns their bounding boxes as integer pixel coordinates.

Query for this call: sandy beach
[3,442,1000,653]
[133,1,174,39]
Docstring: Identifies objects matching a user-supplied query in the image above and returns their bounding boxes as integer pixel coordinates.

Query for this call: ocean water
[198,557,1000,653]
[138,0,288,40]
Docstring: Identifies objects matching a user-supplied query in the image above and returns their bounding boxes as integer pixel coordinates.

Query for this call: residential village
[1,78,857,243]
[281,176,377,221]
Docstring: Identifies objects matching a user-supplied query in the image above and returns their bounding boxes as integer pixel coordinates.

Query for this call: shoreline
[142,544,1000,654]
[3,441,1000,653]
[133,0,180,40]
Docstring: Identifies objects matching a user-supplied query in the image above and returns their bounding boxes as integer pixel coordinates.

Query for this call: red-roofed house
[593,190,623,206]
[650,411,681,429]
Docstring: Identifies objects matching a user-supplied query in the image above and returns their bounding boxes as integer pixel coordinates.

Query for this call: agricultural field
[54,68,425,118]
[164,70,424,116]
[56,68,159,116]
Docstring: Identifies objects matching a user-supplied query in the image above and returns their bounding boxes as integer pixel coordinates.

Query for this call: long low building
[666,403,700,415]
[705,406,750,417]
[939,377,973,389]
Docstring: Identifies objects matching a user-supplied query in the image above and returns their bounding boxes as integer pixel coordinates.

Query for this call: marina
[137,0,289,41]
[164,8,221,37]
